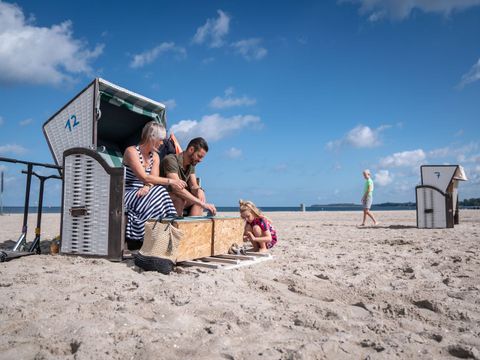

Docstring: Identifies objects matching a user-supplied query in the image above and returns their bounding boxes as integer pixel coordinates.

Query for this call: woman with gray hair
[123,121,187,247]
[360,169,378,226]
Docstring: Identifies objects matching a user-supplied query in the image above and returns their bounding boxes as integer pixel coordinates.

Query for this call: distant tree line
[311,199,480,207]
[460,198,480,206]
[376,202,415,207]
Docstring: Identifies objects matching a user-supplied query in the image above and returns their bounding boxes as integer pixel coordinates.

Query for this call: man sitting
[160,137,217,216]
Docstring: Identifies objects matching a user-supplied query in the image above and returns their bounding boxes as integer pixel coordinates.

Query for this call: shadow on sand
[0,239,55,254]
[356,225,417,230]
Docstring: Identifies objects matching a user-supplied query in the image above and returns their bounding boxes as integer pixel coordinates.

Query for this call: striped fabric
[124,146,177,241]
[100,91,166,126]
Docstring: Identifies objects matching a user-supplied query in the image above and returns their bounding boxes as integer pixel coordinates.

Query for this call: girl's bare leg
[243,224,258,250]
[252,225,268,252]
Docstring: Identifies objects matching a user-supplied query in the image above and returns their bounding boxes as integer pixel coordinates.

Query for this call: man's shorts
[363,195,373,209]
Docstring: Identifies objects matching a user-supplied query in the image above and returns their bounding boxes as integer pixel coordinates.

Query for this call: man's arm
[166,172,216,214]
[166,172,201,204]
[187,174,206,203]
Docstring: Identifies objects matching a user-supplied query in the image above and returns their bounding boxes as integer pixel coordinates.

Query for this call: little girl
[239,200,277,252]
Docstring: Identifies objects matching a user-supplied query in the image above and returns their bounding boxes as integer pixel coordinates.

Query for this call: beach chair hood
[43,78,167,168]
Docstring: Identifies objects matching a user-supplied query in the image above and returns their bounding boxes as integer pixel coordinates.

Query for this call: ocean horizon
[2,205,479,214]
[0,205,419,214]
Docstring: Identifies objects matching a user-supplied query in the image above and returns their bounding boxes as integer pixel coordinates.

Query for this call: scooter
[0,157,61,262]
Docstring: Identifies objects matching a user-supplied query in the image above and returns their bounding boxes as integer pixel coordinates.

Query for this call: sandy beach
[0,210,479,359]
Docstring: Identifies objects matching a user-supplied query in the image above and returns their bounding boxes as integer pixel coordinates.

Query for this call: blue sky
[0,0,479,207]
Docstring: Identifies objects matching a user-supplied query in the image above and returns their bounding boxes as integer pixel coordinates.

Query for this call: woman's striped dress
[124,146,177,242]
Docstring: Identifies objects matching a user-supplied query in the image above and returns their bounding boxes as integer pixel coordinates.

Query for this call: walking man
[360,169,378,226]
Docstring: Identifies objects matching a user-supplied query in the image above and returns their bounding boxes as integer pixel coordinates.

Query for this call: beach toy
[50,235,60,254]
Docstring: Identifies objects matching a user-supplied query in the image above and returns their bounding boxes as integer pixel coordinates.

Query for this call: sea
[0,205,419,214]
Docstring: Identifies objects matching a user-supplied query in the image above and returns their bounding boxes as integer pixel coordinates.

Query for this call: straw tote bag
[140,219,184,262]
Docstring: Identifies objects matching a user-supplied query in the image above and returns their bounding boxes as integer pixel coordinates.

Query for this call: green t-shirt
[160,153,195,182]
[364,178,374,195]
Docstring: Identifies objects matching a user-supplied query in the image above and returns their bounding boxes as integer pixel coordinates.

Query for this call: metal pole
[0,171,3,215]
[27,172,61,253]
[0,156,61,170]
[22,164,33,235]
[0,157,62,252]
[31,177,46,254]
[12,163,33,251]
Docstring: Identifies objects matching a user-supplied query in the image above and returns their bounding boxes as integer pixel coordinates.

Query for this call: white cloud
[394,179,416,193]
[379,149,426,168]
[346,0,480,22]
[231,38,267,61]
[469,155,480,163]
[192,10,230,48]
[0,1,103,85]
[0,144,27,155]
[372,143,479,197]
[455,166,479,194]
[429,142,479,162]
[209,88,256,109]
[297,37,308,45]
[458,153,480,163]
[170,113,262,144]
[19,118,33,126]
[162,99,177,110]
[470,165,480,183]
[273,164,288,173]
[457,58,480,89]
[326,140,341,150]
[375,169,394,186]
[327,124,389,150]
[345,125,386,147]
[130,42,186,68]
[202,57,215,64]
[225,147,242,159]
[428,146,451,158]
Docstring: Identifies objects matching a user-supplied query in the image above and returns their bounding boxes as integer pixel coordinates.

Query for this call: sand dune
[1,210,479,359]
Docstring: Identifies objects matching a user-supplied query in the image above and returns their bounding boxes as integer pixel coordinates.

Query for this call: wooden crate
[212,217,245,255]
[161,216,244,262]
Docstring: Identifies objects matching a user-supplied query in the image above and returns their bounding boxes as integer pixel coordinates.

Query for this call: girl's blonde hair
[140,121,166,146]
[239,199,271,222]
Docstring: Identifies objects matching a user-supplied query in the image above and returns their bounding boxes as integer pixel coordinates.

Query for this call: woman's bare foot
[258,248,268,253]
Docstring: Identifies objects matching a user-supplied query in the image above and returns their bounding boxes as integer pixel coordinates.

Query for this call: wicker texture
[140,220,184,262]
[62,153,110,255]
